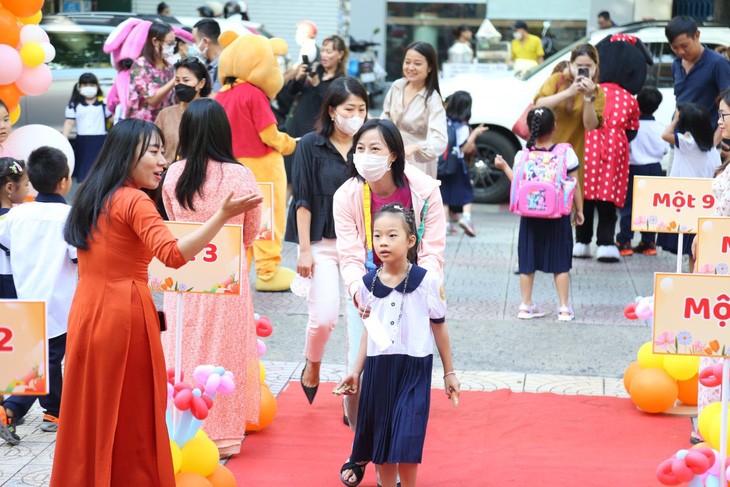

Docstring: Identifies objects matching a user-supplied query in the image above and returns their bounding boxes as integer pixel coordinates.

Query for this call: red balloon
[0,8,21,47]
[684,450,711,474]
[2,0,44,19]
[670,457,694,482]
[0,84,22,113]
[623,302,638,320]
[175,388,193,410]
[256,316,273,337]
[656,458,681,485]
[167,368,185,384]
[190,395,209,420]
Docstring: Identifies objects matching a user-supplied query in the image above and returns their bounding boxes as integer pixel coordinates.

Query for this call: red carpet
[227,382,688,486]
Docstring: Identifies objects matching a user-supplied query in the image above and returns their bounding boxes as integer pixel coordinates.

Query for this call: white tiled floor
[0,360,630,486]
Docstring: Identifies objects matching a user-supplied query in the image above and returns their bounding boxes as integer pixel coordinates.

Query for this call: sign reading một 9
[653,273,730,357]
[148,222,243,295]
[631,176,715,234]
[0,301,48,396]
[695,217,730,275]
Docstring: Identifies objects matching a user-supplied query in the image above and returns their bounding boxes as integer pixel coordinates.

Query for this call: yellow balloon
[259,362,266,383]
[180,436,220,477]
[193,429,209,440]
[9,105,20,125]
[19,11,43,25]
[170,439,182,474]
[21,42,45,67]
[637,342,664,369]
[699,402,723,441]
[663,354,700,381]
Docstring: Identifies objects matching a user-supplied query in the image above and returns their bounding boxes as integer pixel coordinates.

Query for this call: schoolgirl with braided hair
[336,202,459,487]
[495,106,584,321]
[0,158,28,299]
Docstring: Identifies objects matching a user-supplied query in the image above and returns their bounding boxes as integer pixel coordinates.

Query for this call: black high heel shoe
[300,360,318,404]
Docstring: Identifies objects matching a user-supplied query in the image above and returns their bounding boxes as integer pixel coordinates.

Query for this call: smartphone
[577,67,589,78]
[302,55,311,74]
[158,311,167,332]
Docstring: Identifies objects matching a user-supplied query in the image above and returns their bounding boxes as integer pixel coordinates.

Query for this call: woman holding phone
[534,43,605,258]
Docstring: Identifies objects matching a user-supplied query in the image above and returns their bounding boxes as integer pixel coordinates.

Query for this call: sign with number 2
[0,301,47,396]
[148,222,243,295]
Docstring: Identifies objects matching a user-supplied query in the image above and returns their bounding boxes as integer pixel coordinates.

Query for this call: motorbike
[348,35,387,101]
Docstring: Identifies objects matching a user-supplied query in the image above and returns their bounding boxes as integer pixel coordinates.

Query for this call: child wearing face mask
[63,73,112,183]
[284,78,369,406]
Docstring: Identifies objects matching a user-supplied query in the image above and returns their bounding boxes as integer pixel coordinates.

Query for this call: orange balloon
[206,465,237,487]
[677,374,699,406]
[0,83,22,113]
[629,368,678,413]
[245,384,277,432]
[175,472,213,487]
[0,8,21,47]
[2,0,44,19]
[623,361,643,394]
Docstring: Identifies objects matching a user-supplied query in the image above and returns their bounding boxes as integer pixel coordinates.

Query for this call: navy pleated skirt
[518,215,573,274]
[73,134,106,182]
[351,354,433,465]
[656,232,694,256]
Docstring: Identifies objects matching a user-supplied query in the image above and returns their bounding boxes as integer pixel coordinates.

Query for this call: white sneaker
[596,244,620,263]
[517,303,546,319]
[572,242,591,258]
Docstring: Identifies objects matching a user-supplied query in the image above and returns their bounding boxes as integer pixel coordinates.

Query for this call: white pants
[302,239,341,362]
[344,296,364,431]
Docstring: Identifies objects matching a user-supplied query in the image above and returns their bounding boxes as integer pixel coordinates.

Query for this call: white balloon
[20,25,49,45]
[41,43,56,63]
[5,125,75,197]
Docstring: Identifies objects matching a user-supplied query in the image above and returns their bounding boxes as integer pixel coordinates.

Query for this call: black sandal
[340,460,367,487]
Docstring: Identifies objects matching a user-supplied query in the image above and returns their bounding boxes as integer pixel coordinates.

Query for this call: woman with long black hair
[161,98,262,457]
[51,118,259,485]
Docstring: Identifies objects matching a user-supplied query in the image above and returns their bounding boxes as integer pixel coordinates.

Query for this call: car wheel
[470,130,518,204]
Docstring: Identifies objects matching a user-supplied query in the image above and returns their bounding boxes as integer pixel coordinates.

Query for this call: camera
[577,67,589,78]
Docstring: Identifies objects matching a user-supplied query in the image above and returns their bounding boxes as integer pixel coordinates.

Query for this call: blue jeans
[616,163,663,244]
[4,333,66,419]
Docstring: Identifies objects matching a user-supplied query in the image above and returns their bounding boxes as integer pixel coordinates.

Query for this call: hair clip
[392,204,404,211]
[9,161,22,174]
[534,108,544,116]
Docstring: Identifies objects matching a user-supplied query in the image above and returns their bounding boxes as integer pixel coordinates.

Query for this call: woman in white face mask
[332,118,447,487]
[283,77,368,406]
[127,22,178,122]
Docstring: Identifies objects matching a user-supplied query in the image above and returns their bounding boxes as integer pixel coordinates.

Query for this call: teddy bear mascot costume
[576,34,652,263]
[216,32,297,291]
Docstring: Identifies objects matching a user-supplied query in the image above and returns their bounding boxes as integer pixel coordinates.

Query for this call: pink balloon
[219,374,235,394]
[41,43,55,63]
[685,450,711,474]
[20,24,49,44]
[257,339,266,357]
[15,64,52,96]
[671,457,695,482]
[0,45,22,85]
[193,364,214,386]
[204,374,221,396]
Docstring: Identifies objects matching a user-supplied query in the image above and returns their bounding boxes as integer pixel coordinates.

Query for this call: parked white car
[441,21,730,203]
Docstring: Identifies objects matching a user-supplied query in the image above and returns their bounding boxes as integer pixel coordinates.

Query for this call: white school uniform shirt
[629,118,669,166]
[359,265,447,358]
[0,194,78,338]
[65,99,111,136]
[670,132,721,178]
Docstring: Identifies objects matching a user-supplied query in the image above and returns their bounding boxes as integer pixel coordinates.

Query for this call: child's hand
[444,374,461,407]
[473,124,488,137]
[334,374,360,396]
[572,210,584,226]
[494,154,508,172]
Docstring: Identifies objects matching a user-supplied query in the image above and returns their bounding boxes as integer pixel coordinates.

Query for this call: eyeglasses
[719,110,730,121]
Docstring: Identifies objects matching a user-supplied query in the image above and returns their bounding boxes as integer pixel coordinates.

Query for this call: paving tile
[523,373,606,395]
[2,463,52,487]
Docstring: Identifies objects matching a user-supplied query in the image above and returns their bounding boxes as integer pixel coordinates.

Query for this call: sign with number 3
[148,222,243,295]
[0,301,47,396]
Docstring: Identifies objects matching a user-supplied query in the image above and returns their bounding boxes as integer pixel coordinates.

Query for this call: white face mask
[79,86,97,99]
[513,32,522,40]
[188,40,208,62]
[334,112,364,137]
[162,43,176,62]
[353,153,392,182]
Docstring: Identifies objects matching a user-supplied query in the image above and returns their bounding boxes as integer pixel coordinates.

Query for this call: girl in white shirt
[336,203,459,487]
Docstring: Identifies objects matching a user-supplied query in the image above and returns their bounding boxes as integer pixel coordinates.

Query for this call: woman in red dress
[51,118,261,486]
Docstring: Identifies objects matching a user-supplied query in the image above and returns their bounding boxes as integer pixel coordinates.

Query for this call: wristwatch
[583,94,596,103]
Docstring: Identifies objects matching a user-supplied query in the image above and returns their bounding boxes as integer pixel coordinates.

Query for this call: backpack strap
[417,198,428,244]
[510,149,529,209]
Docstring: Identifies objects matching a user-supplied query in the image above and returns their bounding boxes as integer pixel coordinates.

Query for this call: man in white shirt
[0,147,77,445]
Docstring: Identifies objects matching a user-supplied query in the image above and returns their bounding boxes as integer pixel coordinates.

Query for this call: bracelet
[443,371,457,379]
[583,95,595,103]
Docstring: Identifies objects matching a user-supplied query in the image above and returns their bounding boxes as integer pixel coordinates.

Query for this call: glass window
[46,31,111,70]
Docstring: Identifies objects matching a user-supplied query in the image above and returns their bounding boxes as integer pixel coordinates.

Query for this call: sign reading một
[148,222,243,295]
[631,176,715,234]
[0,301,48,395]
[695,217,730,275]
[653,273,730,357]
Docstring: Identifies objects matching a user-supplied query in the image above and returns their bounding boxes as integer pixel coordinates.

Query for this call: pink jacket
[333,163,446,299]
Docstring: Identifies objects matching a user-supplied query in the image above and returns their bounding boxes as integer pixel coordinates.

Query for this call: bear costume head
[218,32,288,99]
[595,33,654,95]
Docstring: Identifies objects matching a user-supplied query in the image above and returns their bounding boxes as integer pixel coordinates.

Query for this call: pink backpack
[509,143,577,219]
